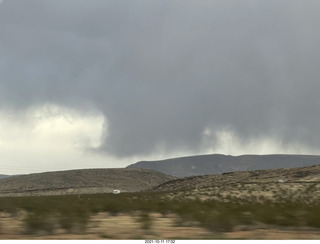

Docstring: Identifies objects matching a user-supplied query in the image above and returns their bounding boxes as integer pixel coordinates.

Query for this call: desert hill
[127,154,320,177]
[150,164,320,205]
[0,174,10,179]
[0,168,175,197]
[152,164,320,192]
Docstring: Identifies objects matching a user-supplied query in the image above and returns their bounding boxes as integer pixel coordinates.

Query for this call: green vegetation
[0,191,320,234]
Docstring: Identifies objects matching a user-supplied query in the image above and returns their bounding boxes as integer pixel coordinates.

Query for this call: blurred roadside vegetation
[0,191,320,234]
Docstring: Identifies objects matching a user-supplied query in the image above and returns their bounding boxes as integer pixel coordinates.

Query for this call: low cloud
[0,104,112,174]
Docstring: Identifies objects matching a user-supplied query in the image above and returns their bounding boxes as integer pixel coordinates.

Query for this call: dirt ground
[0,211,320,240]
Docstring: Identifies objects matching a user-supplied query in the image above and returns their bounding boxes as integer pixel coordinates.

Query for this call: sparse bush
[137,212,153,230]
[58,212,89,233]
[24,212,57,234]
[305,206,320,228]
[100,233,114,239]
[0,190,320,236]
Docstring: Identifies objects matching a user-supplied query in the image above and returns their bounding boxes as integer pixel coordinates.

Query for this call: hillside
[150,164,320,205]
[127,154,320,177]
[152,164,320,192]
[0,168,175,197]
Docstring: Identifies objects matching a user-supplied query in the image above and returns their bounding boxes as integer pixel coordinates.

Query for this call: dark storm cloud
[1,0,320,157]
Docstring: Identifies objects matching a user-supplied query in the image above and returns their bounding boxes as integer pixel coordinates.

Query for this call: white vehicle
[113,189,121,194]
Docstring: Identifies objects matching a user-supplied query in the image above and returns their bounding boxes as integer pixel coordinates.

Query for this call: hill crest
[127,154,320,177]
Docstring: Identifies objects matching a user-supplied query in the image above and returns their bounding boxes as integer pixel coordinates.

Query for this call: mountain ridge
[127,154,320,177]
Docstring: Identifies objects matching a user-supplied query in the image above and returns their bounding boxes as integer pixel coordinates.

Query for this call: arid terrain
[0,168,175,197]
[0,163,320,239]
[152,164,320,202]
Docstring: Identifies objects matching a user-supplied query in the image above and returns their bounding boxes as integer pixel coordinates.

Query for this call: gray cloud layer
[1,0,320,157]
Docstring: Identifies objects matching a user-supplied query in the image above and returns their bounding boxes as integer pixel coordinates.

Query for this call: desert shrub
[24,212,57,234]
[173,200,244,232]
[0,200,17,214]
[57,206,90,233]
[9,195,90,234]
[248,201,320,228]
[1,191,320,235]
[304,205,320,228]
[194,209,237,232]
[137,212,153,230]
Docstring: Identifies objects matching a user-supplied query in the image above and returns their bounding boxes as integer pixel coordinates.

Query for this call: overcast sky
[1,0,320,174]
